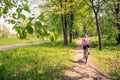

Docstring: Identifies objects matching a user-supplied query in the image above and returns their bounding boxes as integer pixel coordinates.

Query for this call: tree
[101,0,120,44]
[60,0,68,45]
[69,0,74,43]
[111,0,120,44]
[84,0,102,50]
[40,0,70,45]
[0,0,103,46]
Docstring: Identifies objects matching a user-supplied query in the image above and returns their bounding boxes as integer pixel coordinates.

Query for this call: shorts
[83,45,90,50]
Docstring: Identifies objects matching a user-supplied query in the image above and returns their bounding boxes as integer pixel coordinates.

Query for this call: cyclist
[82,33,90,63]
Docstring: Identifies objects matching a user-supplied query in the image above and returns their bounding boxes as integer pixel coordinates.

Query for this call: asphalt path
[0,40,50,51]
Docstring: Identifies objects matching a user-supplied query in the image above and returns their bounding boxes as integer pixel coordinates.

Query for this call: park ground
[59,38,112,80]
[0,38,119,80]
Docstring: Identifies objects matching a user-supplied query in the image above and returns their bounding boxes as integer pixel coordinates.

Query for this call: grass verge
[91,37,120,79]
[0,40,76,80]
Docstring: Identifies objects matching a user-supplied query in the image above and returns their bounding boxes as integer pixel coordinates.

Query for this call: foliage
[100,0,120,44]
[99,14,119,41]
[0,0,31,38]
[0,0,48,40]
[0,40,76,80]
[91,37,120,79]
[41,0,96,43]
[0,0,120,45]
[73,1,96,37]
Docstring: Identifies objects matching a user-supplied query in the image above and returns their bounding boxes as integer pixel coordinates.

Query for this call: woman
[82,33,90,55]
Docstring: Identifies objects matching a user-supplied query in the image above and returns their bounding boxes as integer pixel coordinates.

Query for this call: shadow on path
[67,59,111,80]
[69,58,85,65]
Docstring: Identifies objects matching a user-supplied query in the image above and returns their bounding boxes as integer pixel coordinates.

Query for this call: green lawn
[0,40,76,80]
[0,37,42,46]
[91,37,120,79]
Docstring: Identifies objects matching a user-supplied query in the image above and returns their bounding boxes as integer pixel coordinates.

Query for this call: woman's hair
[84,33,88,38]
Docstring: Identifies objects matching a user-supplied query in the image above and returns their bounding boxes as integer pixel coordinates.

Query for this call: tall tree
[114,0,120,44]
[60,0,68,45]
[84,0,102,50]
[69,0,74,43]
[102,0,120,44]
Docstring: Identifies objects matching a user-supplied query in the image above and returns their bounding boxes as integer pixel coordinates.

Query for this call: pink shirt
[83,38,89,45]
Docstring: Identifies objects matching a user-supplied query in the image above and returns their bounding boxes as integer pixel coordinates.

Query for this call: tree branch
[83,0,91,7]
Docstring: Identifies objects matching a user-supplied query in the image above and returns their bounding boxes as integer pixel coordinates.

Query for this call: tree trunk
[115,0,120,44]
[60,0,68,45]
[70,32,72,43]
[69,0,74,43]
[61,14,68,45]
[69,12,74,43]
[95,12,102,50]
[90,0,102,50]
[83,24,87,33]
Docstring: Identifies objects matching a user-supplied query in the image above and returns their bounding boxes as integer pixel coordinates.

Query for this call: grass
[91,37,120,79]
[0,40,76,80]
[0,37,42,46]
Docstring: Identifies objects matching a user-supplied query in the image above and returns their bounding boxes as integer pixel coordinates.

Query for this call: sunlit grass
[0,40,76,80]
[91,37,120,79]
[0,37,41,46]
[91,47,120,70]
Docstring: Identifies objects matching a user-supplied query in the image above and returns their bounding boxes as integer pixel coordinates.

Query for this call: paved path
[59,38,112,80]
[0,40,50,51]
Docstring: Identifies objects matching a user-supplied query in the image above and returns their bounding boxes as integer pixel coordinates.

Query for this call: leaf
[26,21,33,34]
[16,8,22,13]
[10,19,16,24]
[26,26,33,34]
[12,13,17,19]
[13,26,27,39]
[20,30,27,39]
[0,12,2,17]
[21,14,26,20]
[27,22,32,26]
[18,14,26,20]
[18,14,22,18]
[34,21,42,37]
[4,0,13,8]
[34,21,42,30]
[38,14,45,21]
[23,4,30,13]
[13,26,21,35]
[29,17,34,21]
[3,7,8,14]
